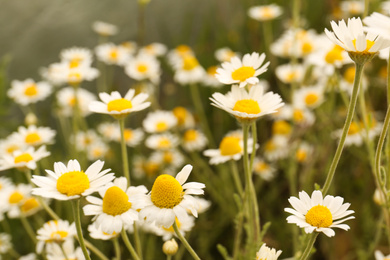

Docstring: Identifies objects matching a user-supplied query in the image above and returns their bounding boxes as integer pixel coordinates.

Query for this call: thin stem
[250,122,257,171]
[119,119,131,186]
[113,237,121,260]
[133,223,143,260]
[299,233,318,260]
[72,199,91,260]
[121,228,140,260]
[172,222,201,260]
[20,215,37,244]
[230,160,244,196]
[167,255,172,260]
[363,0,370,18]
[84,239,110,260]
[322,62,364,195]
[189,84,216,147]
[293,0,301,28]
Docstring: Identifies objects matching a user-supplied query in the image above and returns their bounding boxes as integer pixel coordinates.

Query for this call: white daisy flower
[172,106,195,129]
[0,177,12,194]
[83,177,148,234]
[32,159,115,200]
[97,122,118,140]
[92,21,118,36]
[0,145,50,171]
[57,86,97,117]
[295,142,314,163]
[36,219,76,254]
[60,47,93,66]
[133,156,161,179]
[256,243,282,260]
[95,43,131,66]
[46,239,86,260]
[73,130,102,152]
[120,41,138,55]
[216,52,269,88]
[332,121,363,146]
[8,79,52,106]
[143,110,178,133]
[101,123,144,147]
[203,65,223,88]
[375,250,390,260]
[42,62,99,86]
[3,184,32,218]
[214,47,239,63]
[150,149,184,174]
[285,190,355,237]
[172,54,206,85]
[253,158,276,181]
[139,42,168,57]
[203,130,257,165]
[11,125,56,147]
[275,63,305,84]
[325,17,390,54]
[88,223,118,240]
[125,53,161,84]
[145,133,179,151]
[0,233,11,254]
[210,84,284,123]
[0,136,26,156]
[181,129,208,152]
[137,165,205,228]
[340,1,364,16]
[155,216,195,241]
[89,89,151,119]
[263,136,290,161]
[248,4,283,21]
[86,141,109,161]
[167,45,194,66]
[293,85,325,109]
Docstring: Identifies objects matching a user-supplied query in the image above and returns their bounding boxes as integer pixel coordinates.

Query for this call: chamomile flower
[285,190,354,237]
[295,142,314,163]
[114,127,145,147]
[375,250,390,260]
[293,85,325,109]
[277,105,316,127]
[11,125,56,147]
[275,63,305,84]
[83,177,147,234]
[8,79,52,106]
[256,243,282,260]
[143,110,178,133]
[95,43,131,66]
[145,133,179,150]
[215,47,239,63]
[46,239,86,260]
[203,130,256,165]
[0,136,25,156]
[74,130,102,152]
[86,141,109,161]
[0,145,50,171]
[248,4,283,21]
[88,223,119,240]
[172,106,195,129]
[133,156,161,179]
[120,41,138,55]
[192,197,211,214]
[89,88,151,119]
[57,86,97,117]
[125,53,161,84]
[340,1,364,16]
[325,17,390,55]
[172,54,206,85]
[210,84,284,123]
[36,219,76,253]
[216,52,269,88]
[167,45,194,65]
[253,158,276,181]
[155,216,195,241]
[332,121,363,146]
[150,149,184,174]
[60,47,93,66]
[42,62,99,86]
[139,42,168,57]
[181,129,208,152]
[32,159,115,200]
[203,66,223,88]
[263,136,290,161]
[92,21,118,36]
[0,233,11,254]
[137,165,205,228]
[3,184,32,218]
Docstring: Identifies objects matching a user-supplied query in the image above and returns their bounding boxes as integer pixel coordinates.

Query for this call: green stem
[20,215,37,244]
[119,119,131,186]
[299,233,318,260]
[121,228,140,260]
[293,0,301,28]
[230,160,243,196]
[322,62,364,195]
[189,84,215,147]
[363,0,370,18]
[167,255,172,260]
[137,2,146,46]
[84,240,110,260]
[72,199,91,260]
[386,49,390,192]
[113,237,121,260]
[172,222,201,260]
[72,85,80,156]
[133,223,143,260]
[250,122,257,172]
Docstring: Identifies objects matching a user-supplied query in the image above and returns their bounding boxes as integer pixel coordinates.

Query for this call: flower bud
[163,239,178,256]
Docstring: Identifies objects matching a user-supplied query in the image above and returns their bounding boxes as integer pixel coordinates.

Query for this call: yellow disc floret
[305,205,333,228]
[25,133,41,144]
[352,39,375,53]
[137,64,148,73]
[233,99,261,114]
[103,186,132,216]
[304,93,319,106]
[107,98,133,112]
[219,136,242,156]
[231,66,256,81]
[182,56,199,71]
[56,171,90,196]
[14,153,33,164]
[124,129,133,141]
[47,231,69,242]
[9,192,24,204]
[343,67,355,84]
[24,84,38,97]
[348,122,360,135]
[325,45,344,64]
[172,107,188,126]
[272,120,291,135]
[21,198,39,213]
[158,137,171,149]
[183,129,198,142]
[162,218,181,233]
[156,122,168,132]
[151,174,183,208]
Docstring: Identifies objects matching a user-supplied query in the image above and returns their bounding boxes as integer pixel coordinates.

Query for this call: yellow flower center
[124,129,133,141]
[272,120,291,135]
[172,107,188,126]
[6,144,19,154]
[348,122,360,135]
[233,99,261,114]
[207,66,218,76]
[260,6,274,19]
[143,162,160,177]
[137,64,148,73]
[304,93,319,106]
[107,98,133,112]
[151,174,183,208]
[14,153,33,164]
[343,67,355,84]
[48,231,69,242]
[25,132,41,144]
[265,140,276,151]
[69,58,81,68]
[176,45,191,55]
[305,205,333,228]
[163,151,173,163]
[56,171,90,196]
[286,72,297,82]
[21,198,39,213]
[92,148,103,158]
[380,66,388,79]
[183,129,198,142]
[182,56,199,71]
[325,45,344,64]
[219,136,242,156]
[302,42,313,54]
[352,39,375,53]
[24,84,38,97]
[296,149,307,162]
[293,109,304,122]
[9,191,24,204]
[103,186,132,216]
[156,122,168,132]
[158,137,171,149]
[110,49,118,60]
[162,218,181,233]
[255,162,269,172]
[231,66,256,81]
[68,72,82,83]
